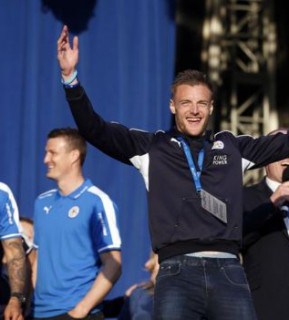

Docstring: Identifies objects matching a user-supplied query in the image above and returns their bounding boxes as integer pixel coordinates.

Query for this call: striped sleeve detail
[87,186,121,251]
[0,182,21,238]
[129,153,150,191]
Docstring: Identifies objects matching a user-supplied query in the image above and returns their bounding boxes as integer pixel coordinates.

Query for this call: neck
[57,173,85,196]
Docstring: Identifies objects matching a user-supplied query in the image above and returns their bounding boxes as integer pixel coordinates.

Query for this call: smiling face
[170,84,214,137]
[44,137,78,182]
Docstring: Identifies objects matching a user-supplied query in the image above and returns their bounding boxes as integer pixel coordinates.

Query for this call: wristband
[61,70,78,85]
[11,292,26,306]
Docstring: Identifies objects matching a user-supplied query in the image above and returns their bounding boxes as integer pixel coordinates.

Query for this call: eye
[180,101,190,106]
[197,101,210,108]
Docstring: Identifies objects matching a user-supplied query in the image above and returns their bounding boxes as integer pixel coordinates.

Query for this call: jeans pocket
[222,264,249,287]
[157,261,181,280]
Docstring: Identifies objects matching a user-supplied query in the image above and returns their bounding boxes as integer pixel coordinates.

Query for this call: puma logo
[43,206,52,214]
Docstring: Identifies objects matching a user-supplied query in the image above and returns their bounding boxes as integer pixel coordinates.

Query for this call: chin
[186,129,203,137]
[184,124,205,137]
[46,173,54,180]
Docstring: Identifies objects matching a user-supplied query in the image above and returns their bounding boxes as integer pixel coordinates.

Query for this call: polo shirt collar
[57,179,92,199]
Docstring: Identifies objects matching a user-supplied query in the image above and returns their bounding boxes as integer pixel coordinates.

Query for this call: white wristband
[61,70,78,85]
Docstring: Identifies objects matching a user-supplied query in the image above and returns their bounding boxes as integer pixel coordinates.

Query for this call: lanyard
[177,137,205,193]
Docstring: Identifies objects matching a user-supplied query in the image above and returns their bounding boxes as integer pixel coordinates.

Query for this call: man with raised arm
[56,25,289,319]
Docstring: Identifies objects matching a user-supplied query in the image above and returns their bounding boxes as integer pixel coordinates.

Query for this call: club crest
[211,140,224,150]
[68,206,80,218]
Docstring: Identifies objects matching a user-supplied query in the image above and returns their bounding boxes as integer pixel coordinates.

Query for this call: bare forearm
[3,238,26,293]
[69,251,121,318]
[77,263,121,313]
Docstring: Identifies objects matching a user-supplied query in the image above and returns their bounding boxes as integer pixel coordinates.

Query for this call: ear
[70,149,81,165]
[209,101,214,115]
[170,99,176,115]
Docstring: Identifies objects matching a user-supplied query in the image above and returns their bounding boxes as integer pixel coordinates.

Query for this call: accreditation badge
[200,189,227,223]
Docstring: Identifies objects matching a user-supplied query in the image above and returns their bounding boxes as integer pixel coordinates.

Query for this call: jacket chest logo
[212,154,228,165]
[212,140,224,150]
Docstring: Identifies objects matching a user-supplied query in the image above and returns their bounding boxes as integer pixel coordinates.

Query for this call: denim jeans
[154,255,257,320]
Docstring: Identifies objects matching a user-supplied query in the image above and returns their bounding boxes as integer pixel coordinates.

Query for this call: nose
[190,102,199,114]
[44,152,50,164]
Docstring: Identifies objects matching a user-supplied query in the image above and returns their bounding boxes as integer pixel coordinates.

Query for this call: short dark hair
[171,69,215,99]
[47,128,87,166]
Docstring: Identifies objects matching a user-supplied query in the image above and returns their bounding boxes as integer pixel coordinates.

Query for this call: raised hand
[57,25,79,79]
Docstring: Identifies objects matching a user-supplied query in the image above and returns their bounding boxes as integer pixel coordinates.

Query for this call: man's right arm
[2,237,26,320]
[57,26,154,165]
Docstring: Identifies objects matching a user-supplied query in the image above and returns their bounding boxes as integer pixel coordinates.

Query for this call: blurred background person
[1,216,35,319]
[0,182,26,320]
[104,251,158,320]
[242,128,289,320]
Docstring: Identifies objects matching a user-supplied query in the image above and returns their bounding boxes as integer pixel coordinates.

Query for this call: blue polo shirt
[0,182,21,241]
[33,179,121,318]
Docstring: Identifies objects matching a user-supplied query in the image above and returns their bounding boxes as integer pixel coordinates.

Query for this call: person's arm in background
[243,182,289,247]
[2,237,26,320]
[68,250,121,318]
[269,181,289,207]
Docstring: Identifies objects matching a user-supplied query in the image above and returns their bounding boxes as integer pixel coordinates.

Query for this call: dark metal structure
[202,0,278,184]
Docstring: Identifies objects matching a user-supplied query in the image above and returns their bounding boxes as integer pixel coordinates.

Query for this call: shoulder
[87,185,115,205]
[0,182,14,199]
[84,184,118,215]
[0,181,12,192]
[214,130,254,141]
[0,182,18,212]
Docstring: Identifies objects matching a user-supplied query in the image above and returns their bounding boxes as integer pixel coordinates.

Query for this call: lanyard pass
[177,137,204,193]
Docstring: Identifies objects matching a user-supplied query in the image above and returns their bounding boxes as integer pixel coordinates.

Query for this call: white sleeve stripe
[130,153,150,191]
[98,244,121,252]
[8,189,21,230]
[242,158,256,172]
[1,233,21,240]
[0,182,21,231]
[88,186,121,246]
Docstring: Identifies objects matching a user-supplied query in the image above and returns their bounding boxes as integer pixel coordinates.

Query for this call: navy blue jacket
[65,85,289,262]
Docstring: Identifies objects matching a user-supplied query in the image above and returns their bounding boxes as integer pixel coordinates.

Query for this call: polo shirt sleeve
[0,183,21,240]
[93,197,121,253]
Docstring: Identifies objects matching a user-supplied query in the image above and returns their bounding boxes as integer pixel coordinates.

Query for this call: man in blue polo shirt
[0,182,26,320]
[32,128,122,320]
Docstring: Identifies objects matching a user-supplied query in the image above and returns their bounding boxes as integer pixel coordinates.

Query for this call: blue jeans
[154,255,257,320]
